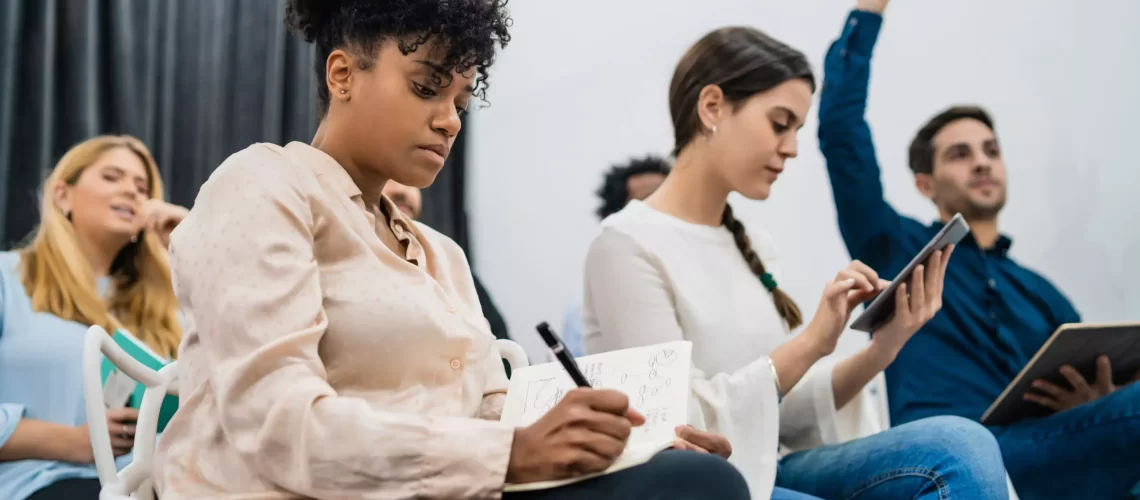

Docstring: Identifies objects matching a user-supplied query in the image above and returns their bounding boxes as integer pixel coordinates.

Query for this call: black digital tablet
[849,213,970,332]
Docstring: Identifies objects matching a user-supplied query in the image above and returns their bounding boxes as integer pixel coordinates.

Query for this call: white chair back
[81,325,179,500]
[495,339,529,374]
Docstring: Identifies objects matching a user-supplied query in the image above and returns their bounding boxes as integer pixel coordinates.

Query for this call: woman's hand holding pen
[506,389,645,483]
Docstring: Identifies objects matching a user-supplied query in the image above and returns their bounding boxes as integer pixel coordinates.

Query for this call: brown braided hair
[721,204,803,330]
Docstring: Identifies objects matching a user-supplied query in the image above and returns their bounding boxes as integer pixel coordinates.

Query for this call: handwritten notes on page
[500,341,692,492]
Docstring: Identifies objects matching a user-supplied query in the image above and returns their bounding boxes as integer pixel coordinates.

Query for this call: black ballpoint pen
[536,322,592,388]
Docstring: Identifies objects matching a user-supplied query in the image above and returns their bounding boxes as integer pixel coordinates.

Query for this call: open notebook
[500,341,692,492]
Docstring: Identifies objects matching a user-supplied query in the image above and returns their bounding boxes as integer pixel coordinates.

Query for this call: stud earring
[711,125,718,135]
[340,89,347,95]
[131,234,138,244]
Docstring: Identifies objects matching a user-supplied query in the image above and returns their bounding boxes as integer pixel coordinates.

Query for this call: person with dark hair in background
[583,24,1009,500]
[594,156,672,221]
[819,1,1140,497]
[151,1,749,499]
[383,181,510,341]
[561,156,671,357]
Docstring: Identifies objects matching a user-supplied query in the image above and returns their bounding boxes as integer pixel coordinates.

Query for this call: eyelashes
[413,82,469,117]
[412,82,437,98]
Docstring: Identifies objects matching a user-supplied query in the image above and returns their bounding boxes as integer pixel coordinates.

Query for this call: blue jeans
[990,382,1140,500]
[775,416,1009,499]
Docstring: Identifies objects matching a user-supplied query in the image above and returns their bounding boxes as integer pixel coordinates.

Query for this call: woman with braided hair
[582,26,1010,500]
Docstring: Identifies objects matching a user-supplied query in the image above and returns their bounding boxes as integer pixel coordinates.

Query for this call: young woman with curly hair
[152,1,749,499]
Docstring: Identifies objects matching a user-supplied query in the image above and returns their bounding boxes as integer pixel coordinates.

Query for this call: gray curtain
[0,0,470,252]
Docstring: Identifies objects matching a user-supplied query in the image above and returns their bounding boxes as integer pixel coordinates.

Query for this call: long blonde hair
[19,135,182,358]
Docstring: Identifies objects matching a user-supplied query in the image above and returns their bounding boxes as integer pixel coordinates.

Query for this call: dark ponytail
[722,204,803,330]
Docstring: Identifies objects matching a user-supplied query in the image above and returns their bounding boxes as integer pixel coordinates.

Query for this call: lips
[110,204,136,220]
[419,144,449,161]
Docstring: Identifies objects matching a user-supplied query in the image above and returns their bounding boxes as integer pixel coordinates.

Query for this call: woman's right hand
[803,261,888,357]
[506,389,645,483]
[67,407,139,463]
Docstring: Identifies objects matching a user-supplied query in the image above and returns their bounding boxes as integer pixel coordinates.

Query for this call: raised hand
[506,389,645,483]
[867,246,953,359]
[855,0,889,14]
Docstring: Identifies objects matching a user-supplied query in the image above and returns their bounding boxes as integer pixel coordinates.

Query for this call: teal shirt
[0,251,133,500]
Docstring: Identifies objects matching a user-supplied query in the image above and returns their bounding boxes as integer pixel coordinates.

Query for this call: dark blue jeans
[503,450,749,500]
[990,382,1140,499]
[775,416,1009,499]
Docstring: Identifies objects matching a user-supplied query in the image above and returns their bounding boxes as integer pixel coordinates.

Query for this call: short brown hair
[908,106,995,175]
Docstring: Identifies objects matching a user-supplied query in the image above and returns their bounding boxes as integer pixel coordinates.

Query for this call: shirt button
[849,19,858,26]
[988,279,996,289]
[450,359,462,369]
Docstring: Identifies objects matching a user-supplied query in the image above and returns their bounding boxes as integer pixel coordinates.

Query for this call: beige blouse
[153,142,514,499]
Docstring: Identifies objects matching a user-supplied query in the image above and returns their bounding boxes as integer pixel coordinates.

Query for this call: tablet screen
[849,213,970,332]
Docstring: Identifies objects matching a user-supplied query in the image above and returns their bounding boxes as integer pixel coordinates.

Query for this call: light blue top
[561,302,585,357]
[0,251,131,500]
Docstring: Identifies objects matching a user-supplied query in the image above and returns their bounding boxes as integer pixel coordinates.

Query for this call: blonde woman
[0,135,188,500]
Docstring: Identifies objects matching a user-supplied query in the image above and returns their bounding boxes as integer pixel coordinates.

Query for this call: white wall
[468,0,1140,359]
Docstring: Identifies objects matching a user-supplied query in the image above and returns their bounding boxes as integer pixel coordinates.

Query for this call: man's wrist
[854,0,887,14]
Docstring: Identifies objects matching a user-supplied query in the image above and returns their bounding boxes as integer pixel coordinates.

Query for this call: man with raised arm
[818,0,1140,497]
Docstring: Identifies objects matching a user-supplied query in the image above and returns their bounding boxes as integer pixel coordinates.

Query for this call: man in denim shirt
[818,1,1140,497]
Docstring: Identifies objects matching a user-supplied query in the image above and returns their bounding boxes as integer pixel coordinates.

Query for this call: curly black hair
[595,156,672,220]
[285,0,512,114]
